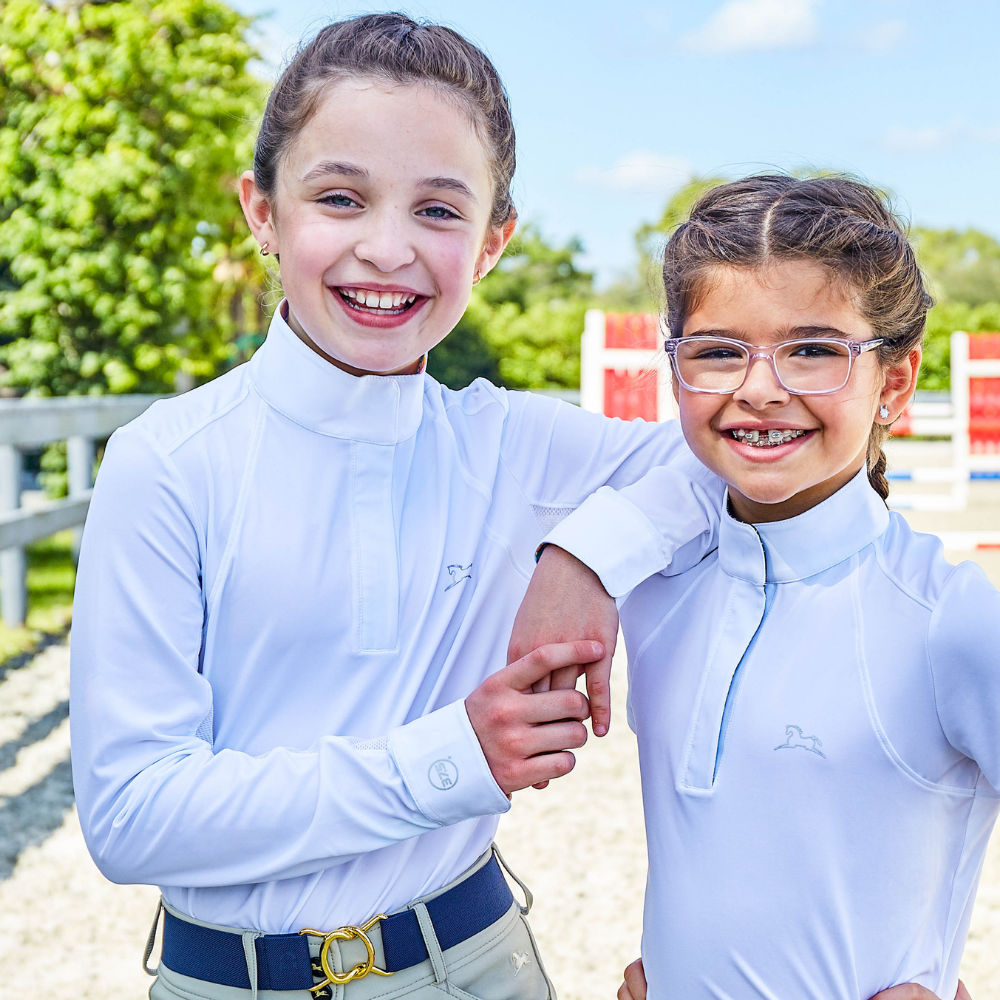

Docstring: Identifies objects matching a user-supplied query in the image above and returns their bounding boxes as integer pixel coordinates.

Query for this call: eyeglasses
[663,336,885,396]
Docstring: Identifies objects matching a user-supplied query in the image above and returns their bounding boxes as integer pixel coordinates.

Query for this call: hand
[616,957,971,1000]
[508,545,618,737]
[617,958,646,1000]
[466,640,602,795]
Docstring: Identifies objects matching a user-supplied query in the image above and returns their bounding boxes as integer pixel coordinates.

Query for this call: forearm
[72,698,508,887]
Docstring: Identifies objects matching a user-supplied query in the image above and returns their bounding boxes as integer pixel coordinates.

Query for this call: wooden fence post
[0,443,26,626]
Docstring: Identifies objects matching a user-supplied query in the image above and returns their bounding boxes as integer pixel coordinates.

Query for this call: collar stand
[719,468,890,585]
[248,303,426,444]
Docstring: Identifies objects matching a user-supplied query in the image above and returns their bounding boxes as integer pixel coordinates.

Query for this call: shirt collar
[248,303,426,444]
[718,468,890,585]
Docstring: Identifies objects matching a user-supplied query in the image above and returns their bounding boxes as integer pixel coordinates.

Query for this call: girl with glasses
[519,175,993,999]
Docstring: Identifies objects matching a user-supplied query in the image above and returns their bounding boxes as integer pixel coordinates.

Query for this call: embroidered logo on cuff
[428,758,459,790]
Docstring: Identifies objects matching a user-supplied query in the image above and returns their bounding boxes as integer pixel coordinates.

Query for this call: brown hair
[662,174,932,501]
[253,13,516,229]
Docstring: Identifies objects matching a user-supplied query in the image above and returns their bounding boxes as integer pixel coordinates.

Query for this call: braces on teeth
[341,289,418,311]
[731,429,807,447]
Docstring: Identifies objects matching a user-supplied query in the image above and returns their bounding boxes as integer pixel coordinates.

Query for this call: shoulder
[124,365,254,456]
[872,512,962,610]
[928,557,1000,670]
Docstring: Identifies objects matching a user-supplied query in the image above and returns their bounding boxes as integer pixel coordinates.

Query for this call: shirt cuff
[541,486,670,599]
[388,700,511,826]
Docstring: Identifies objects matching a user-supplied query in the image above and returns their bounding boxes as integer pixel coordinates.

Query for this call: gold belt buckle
[299,914,393,994]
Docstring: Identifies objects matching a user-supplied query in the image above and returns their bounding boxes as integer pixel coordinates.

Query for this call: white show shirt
[557,470,1000,999]
[70,305,721,934]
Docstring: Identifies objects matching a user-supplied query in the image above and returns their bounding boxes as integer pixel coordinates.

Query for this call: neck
[285,305,423,378]
[727,454,868,524]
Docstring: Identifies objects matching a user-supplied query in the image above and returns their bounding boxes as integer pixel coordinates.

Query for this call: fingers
[621,958,647,1000]
[514,750,577,789]
[505,640,604,691]
[583,644,615,736]
[547,664,581,691]
[530,673,553,694]
[522,688,590,724]
[466,646,597,795]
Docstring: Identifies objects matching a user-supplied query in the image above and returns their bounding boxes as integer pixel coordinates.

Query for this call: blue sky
[231,0,1000,287]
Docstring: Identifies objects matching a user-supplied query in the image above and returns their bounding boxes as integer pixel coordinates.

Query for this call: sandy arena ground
[0,439,997,999]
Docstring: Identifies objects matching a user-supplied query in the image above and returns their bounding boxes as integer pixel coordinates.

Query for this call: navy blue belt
[160,854,514,993]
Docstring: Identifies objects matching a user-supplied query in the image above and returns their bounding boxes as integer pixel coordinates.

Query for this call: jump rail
[0,395,163,626]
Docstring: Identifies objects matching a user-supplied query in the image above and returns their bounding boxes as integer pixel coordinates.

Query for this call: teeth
[730,429,807,447]
[339,289,419,312]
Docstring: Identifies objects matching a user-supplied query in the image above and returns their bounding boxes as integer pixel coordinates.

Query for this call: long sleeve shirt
[602,470,1000,999]
[70,304,722,934]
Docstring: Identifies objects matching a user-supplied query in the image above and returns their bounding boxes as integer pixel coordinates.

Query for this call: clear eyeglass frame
[662,335,885,396]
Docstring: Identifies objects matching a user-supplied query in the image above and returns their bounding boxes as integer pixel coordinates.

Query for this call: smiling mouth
[337,287,422,316]
[730,428,810,447]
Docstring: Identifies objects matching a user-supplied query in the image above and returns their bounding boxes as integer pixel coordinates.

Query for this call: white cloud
[856,18,906,52]
[683,0,818,54]
[883,121,1000,154]
[575,152,694,195]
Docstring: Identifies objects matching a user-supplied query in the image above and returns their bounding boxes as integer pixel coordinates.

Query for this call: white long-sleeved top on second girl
[596,469,1000,1000]
[70,304,722,935]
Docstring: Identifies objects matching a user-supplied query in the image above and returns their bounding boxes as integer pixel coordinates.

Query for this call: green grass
[0,529,75,664]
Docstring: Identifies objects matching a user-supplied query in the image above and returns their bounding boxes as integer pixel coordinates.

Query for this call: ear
[239,171,277,253]
[474,215,518,280]
[878,346,922,425]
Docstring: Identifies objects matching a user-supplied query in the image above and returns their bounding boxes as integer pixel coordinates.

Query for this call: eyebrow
[420,176,478,203]
[300,161,369,184]
[687,325,855,341]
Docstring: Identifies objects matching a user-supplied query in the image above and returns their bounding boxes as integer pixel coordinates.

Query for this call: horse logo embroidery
[445,563,472,591]
[774,724,826,758]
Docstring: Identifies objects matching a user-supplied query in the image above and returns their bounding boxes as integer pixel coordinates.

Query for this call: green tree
[913,227,1000,308]
[427,225,594,390]
[0,0,265,396]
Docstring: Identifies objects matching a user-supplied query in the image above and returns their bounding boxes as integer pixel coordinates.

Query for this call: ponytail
[866,424,890,504]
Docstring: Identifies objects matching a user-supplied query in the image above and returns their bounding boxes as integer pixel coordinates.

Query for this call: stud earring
[879,404,890,419]
[260,242,269,257]
[472,270,482,286]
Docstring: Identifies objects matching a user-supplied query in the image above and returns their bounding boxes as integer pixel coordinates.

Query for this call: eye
[418,204,461,221]
[318,193,360,209]
[691,346,743,361]
[790,341,844,358]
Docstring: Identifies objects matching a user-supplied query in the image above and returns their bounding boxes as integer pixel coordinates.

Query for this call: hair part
[662,174,933,502]
[254,12,516,229]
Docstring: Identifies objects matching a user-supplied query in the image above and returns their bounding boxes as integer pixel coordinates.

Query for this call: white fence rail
[0,395,162,626]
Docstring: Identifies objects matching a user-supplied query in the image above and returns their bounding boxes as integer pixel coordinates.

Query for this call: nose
[733,352,790,409]
[353,206,417,273]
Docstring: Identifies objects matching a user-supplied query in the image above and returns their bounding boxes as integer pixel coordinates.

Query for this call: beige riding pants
[147,849,554,1000]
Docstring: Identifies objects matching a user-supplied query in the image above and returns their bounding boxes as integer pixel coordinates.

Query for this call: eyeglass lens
[673,339,853,393]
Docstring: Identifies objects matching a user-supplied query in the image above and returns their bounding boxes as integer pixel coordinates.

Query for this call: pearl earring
[879,404,890,419]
